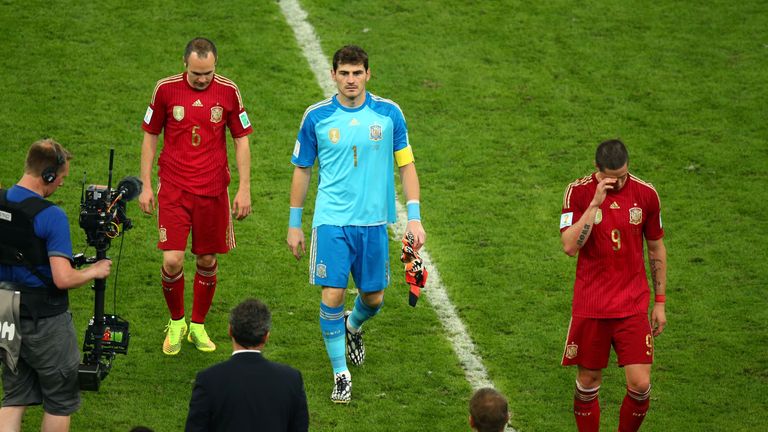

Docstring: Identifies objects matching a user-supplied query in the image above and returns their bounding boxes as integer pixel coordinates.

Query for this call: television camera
[75,149,141,391]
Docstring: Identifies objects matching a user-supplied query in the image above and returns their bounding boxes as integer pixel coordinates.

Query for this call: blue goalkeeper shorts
[309,225,390,292]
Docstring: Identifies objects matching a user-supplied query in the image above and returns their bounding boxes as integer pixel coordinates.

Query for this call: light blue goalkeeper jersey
[292,92,410,228]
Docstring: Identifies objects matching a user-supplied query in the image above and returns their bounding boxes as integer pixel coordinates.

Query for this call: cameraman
[0,138,112,432]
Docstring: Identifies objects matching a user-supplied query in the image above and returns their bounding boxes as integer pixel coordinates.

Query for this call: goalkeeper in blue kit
[286,45,426,404]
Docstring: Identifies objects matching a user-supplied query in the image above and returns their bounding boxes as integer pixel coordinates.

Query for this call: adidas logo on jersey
[610,201,620,209]
[349,118,359,126]
[192,99,203,107]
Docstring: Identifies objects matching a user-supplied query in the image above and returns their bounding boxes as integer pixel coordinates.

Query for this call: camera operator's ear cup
[41,145,65,184]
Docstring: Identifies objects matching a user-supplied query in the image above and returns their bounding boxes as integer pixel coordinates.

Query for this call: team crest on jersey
[159,227,167,243]
[565,343,578,359]
[369,124,383,141]
[210,106,223,123]
[594,208,603,225]
[316,263,327,279]
[173,106,184,121]
[629,207,643,225]
[328,128,340,144]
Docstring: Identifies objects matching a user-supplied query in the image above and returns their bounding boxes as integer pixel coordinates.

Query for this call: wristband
[654,294,666,304]
[406,200,421,221]
[289,207,303,228]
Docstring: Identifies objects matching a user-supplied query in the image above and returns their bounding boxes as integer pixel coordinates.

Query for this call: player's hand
[286,227,305,260]
[232,189,251,220]
[138,187,155,215]
[590,177,617,208]
[405,220,426,251]
[90,259,112,280]
[651,302,666,336]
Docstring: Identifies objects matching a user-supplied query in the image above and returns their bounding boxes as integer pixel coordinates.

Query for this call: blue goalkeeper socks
[319,302,347,374]
[347,295,382,331]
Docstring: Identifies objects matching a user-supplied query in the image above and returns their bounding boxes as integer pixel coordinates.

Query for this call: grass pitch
[1,1,766,431]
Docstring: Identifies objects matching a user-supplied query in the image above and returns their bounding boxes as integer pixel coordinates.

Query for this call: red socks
[574,381,600,432]
[161,267,185,320]
[191,262,217,324]
[619,386,651,432]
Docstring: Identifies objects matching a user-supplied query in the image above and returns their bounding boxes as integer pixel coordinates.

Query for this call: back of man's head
[25,138,71,179]
[229,298,271,349]
[469,387,509,432]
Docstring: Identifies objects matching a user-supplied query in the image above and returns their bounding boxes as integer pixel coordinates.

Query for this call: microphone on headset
[116,176,142,201]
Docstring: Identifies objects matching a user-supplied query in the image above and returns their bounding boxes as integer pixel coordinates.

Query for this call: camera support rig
[77,149,140,391]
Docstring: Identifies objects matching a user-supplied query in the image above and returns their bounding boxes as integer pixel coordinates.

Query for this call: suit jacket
[185,351,309,432]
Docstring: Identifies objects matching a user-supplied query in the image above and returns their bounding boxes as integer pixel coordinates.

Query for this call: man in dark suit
[185,298,309,431]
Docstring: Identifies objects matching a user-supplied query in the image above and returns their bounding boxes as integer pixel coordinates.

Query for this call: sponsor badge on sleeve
[239,111,251,129]
[560,212,573,229]
[143,106,154,124]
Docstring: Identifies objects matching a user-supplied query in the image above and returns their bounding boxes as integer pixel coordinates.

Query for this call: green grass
[1,0,767,431]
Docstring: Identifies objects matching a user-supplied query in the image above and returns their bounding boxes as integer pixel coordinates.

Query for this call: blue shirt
[292,92,409,227]
[0,185,72,287]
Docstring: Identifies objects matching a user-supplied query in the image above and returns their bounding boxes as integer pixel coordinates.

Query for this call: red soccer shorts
[561,313,654,369]
[156,181,235,255]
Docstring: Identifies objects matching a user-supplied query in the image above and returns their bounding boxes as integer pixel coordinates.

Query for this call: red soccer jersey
[142,73,253,196]
[560,173,664,318]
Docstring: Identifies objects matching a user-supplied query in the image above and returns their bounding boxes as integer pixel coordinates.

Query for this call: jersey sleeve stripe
[298,97,333,130]
[213,75,245,110]
[150,74,184,105]
[562,174,593,208]
[370,93,406,120]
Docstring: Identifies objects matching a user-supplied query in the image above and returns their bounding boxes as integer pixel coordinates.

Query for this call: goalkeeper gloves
[401,231,428,307]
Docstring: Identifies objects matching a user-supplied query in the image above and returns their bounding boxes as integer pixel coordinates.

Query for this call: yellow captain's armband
[394,145,415,167]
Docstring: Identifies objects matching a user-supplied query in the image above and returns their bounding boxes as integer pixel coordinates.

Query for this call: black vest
[0,189,69,318]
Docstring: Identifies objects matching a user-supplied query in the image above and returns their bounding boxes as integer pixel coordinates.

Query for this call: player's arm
[286,166,312,260]
[231,135,251,220]
[561,176,616,256]
[647,238,667,336]
[50,256,112,290]
[399,161,426,250]
[139,132,159,215]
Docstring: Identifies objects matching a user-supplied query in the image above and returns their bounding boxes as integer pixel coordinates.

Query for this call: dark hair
[332,45,368,71]
[25,138,71,178]
[595,139,629,171]
[470,388,509,432]
[184,37,217,63]
[229,298,271,348]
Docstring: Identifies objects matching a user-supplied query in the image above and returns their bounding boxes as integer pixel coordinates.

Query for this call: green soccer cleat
[187,322,216,352]
[163,318,188,356]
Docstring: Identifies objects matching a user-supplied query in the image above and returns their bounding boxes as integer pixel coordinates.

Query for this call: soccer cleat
[187,322,216,352]
[331,372,352,404]
[163,318,188,356]
[345,311,365,366]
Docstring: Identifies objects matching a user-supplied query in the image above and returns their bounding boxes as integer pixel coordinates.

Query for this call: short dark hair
[229,298,271,348]
[25,138,71,177]
[184,37,217,63]
[470,387,509,432]
[332,45,368,71]
[595,139,629,171]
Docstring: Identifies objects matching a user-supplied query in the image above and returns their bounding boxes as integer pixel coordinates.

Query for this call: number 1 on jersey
[352,145,358,167]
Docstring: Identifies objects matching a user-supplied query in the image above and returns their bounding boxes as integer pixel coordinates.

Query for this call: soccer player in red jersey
[138,37,253,356]
[559,139,667,432]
